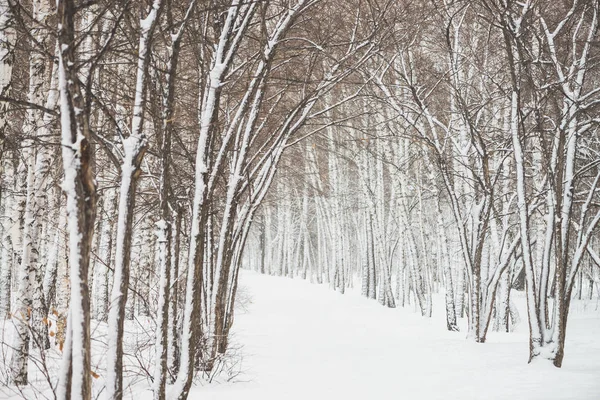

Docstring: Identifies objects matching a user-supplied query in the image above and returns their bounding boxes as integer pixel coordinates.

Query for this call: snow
[209,63,225,84]
[171,271,600,400]
[155,220,168,242]
[1,270,599,399]
[140,5,158,31]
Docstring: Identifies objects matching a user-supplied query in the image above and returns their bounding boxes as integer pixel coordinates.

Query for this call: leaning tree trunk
[172,3,256,396]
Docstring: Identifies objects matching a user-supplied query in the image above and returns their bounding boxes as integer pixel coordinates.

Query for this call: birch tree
[10,0,53,384]
[0,0,17,319]
[487,0,600,366]
[152,1,197,398]
[55,0,97,397]
[105,2,164,398]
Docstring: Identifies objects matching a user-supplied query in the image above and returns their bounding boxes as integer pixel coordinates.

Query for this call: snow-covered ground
[2,270,599,399]
[184,271,600,400]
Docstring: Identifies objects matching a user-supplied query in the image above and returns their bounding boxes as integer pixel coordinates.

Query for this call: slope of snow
[188,271,600,400]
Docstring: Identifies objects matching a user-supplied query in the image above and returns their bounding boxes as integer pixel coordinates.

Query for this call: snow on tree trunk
[105,1,163,398]
[55,0,97,397]
[153,3,195,393]
[509,87,543,359]
[171,2,259,395]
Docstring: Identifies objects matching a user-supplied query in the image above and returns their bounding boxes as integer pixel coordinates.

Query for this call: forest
[0,0,599,399]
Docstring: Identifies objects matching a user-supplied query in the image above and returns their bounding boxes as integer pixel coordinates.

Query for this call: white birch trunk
[0,0,16,136]
[10,0,53,383]
[106,2,163,398]
[94,186,116,321]
[55,0,98,396]
[0,157,14,318]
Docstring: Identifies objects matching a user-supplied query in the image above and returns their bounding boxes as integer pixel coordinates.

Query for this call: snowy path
[194,271,600,400]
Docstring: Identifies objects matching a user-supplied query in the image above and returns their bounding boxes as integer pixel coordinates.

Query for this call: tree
[55,0,97,397]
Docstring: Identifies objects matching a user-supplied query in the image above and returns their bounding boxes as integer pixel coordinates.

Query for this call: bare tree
[55,0,97,397]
